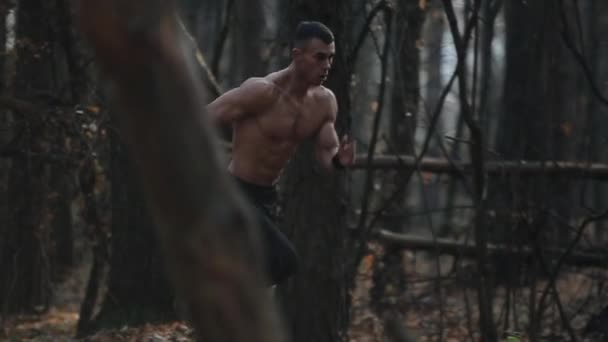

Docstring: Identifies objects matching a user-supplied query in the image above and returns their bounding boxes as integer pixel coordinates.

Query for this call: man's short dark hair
[293,21,334,48]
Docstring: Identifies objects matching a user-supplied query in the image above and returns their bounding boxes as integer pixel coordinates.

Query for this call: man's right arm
[206,78,275,127]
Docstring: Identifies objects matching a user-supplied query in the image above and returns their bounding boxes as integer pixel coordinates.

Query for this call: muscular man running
[207,21,356,286]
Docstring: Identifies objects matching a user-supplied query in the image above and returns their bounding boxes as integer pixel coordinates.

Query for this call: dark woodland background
[2,0,608,341]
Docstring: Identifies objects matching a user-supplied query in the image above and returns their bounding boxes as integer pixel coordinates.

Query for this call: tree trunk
[499,1,566,339]
[389,2,424,156]
[0,2,7,90]
[500,1,562,166]
[478,0,502,139]
[371,0,425,322]
[49,169,75,276]
[47,0,81,276]
[232,0,268,81]
[278,2,355,342]
[589,0,608,239]
[0,0,57,315]
[91,131,176,330]
[1,1,18,92]
[0,0,15,317]
[76,154,110,337]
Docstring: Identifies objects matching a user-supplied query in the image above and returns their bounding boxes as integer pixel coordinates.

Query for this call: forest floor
[1,250,197,342]
[2,248,607,341]
[2,256,86,342]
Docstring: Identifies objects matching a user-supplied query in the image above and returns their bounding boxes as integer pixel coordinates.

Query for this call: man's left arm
[314,92,356,172]
[315,120,340,171]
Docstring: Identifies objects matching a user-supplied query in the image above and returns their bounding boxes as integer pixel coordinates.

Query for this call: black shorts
[232,176,299,285]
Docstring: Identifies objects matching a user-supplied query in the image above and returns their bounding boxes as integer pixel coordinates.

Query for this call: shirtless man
[207,21,356,285]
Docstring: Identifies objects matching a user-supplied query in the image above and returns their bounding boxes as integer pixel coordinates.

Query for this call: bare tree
[232,0,269,81]
[371,0,426,324]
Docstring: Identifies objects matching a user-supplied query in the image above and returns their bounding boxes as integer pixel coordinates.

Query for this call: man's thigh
[257,213,299,285]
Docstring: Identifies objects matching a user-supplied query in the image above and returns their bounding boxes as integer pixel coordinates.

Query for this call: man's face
[293,38,336,86]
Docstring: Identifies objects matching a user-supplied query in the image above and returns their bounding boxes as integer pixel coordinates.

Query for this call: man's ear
[292,47,302,59]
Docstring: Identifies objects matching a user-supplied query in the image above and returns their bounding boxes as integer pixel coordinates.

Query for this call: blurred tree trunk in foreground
[74,1,286,341]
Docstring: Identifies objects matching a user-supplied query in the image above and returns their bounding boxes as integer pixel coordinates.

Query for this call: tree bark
[278,2,355,342]
[0,2,7,90]
[0,0,57,315]
[588,0,608,239]
[47,0,81,276]
[232,0,268,81]
[90,132,176,330]
[76,155,110,337]
[499,2,565,340]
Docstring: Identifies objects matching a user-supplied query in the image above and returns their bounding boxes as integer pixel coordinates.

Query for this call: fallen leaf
[561,121,574,137]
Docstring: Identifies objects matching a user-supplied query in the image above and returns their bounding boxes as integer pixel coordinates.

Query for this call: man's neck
[283,64,311,99]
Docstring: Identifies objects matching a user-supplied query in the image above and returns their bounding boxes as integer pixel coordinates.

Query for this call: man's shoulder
[313,86,338,119]
[240,77,276,93]
[239,77,279,106]
[312,86,336,106]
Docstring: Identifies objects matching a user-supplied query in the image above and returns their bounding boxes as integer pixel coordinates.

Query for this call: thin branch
[211,0,234,78]
[177,16,223,98]
[365,68,459,233]
[442,0,496,340]
[535,208,608,340]
[360,2,484,235]
[532,214,585,341]
[572,0,585,58]
[348,0,390,67]
[550,284,578,342]
[471,0,480,122]
[356,6,393,233]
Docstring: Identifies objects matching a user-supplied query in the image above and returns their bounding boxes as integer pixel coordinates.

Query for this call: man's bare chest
[254,97,326,141]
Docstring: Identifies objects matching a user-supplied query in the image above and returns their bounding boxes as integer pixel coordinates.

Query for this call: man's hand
[336,135,356,167]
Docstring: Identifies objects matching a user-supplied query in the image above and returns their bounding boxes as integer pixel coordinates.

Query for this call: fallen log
[353,154,608,180]
[376,229,608,268]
